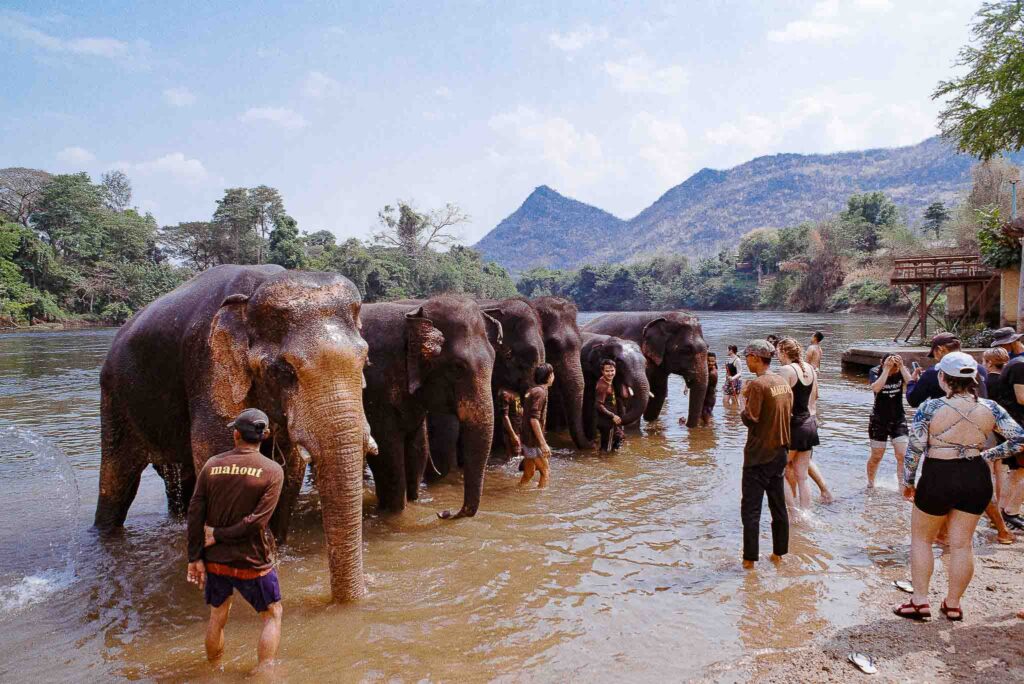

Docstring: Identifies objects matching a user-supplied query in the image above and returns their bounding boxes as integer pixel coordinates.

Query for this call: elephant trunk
[553,356,591,449]
[440,382,494,519]
[685,353,709,429]
[289,370,366,602]
[617,358,651,428]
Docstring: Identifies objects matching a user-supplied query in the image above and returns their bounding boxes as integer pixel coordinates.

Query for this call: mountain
[475,136,1024,275]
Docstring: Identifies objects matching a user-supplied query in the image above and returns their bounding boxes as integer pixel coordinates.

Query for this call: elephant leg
[152,462,196,516]
[270,445,307,544]
[366,411,407,512]
[405,420,429,502]
[643,369,669,422]
[582,376,597,442]
[95,394,150,529]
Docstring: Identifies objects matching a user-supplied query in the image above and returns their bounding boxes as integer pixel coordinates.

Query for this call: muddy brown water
[0,312,939,681]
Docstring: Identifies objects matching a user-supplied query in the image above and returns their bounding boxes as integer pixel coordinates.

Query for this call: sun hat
[936,351,978,378]
[927,332,959,358]
[990,327,1024,347]
[743,339,775,360]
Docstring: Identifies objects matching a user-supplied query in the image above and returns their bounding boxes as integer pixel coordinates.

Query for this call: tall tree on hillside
[840,192,900,253]
[373,201,468,256]
[0,168,52,226]
[923,201,952,237]
[101,170,133,212]
[934,1,1024,160]
[249,185,284,264]
[161,221,225,270]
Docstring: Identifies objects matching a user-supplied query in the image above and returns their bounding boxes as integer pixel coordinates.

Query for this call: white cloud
[548,24,608,53]
[629,113,691,185]
[57,146,95,164]
[488,105,609,189]
[239,106,308,130]
[1,11,147,61]
[767,20,850,43]
[435,86,452,98]
[811,0,840,18]
[604,54,688,95]
[162,87,196,107]
[854,0,893,11]
[303,70,340,98]
[116,152,211,185]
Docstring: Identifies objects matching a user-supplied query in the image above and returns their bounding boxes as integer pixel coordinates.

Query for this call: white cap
[937,351,978,378]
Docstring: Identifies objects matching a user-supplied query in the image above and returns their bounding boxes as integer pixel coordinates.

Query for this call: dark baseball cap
[927,332,959,358]
[743,339,776,360]
[228,408,270,442]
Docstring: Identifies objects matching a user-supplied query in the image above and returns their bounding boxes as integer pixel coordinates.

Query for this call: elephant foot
[437,505,477,520]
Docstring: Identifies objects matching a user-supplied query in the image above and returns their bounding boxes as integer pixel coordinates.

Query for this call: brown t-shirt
[187,447,285,572]
[740,372,793,467]
[522,385,548,448]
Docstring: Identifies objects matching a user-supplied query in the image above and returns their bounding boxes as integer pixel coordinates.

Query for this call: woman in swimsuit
[724,345,743,408]
[895,352,1024,621]
[777,338,821,510]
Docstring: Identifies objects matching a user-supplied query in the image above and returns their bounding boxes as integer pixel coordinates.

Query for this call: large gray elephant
[582,311,709,427]
[532,296,590,449]
[361,296,499,518]
[95,265,370,601]
[580,332,651,441]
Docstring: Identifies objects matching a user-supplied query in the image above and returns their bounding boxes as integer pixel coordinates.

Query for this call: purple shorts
[205,569,281,613]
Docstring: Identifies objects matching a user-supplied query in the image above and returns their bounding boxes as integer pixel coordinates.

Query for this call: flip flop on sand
[848,652,877,674]
[893,579,913,593]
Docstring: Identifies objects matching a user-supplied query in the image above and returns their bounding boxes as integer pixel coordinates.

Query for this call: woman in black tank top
[777,338,821,511]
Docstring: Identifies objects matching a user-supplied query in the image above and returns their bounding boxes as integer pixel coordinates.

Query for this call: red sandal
[893,599,931,620]
[940,600,963,621]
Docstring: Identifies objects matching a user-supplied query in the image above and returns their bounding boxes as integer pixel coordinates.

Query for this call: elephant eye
[269,359,297,384]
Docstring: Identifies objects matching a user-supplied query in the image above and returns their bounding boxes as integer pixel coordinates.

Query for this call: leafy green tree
[101,170,132,212]
[212,188,261,264]
[839,192,900,253]
[161,221,225,270]
[268,214,307,269]
[923,201,952,237]
[249,185,285,264]
[977,207,1021,267]
[934,1,1024,160]
[738,228,780,275]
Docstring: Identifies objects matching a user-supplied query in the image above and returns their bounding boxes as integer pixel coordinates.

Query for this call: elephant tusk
[649,392,655,399]
[297,445,313,463]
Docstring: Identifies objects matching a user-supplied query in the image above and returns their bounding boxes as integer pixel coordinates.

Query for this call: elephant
[582,311,709,427]
[361,296,499,518]
[580,332,651,442]
[531,296,590,449]
[95,265,370,601]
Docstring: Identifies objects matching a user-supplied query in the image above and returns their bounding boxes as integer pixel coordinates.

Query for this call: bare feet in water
[742,559,755,569]
[820,489,835,504]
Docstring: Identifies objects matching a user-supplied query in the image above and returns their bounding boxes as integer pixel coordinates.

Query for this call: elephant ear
[641,318,669,367]
[406,307,445,395]
[209,294,254,417]
[481,311,504,349]
[587,341,607,372]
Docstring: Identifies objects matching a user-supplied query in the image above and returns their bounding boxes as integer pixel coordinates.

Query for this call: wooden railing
[891,254,995,284]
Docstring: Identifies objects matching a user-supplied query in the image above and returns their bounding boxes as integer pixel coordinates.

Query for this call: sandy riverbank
[731,531,1024,682]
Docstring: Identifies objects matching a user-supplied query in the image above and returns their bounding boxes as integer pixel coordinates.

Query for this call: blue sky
[1,1,982,243]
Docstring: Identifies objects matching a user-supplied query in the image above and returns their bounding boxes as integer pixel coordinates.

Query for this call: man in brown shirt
[739,340,793,568]
[520,363,554,488]
[186,408,285,671]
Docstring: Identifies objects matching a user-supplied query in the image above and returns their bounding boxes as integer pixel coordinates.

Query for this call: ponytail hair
[776,337,804,365]
[940,371,979,401]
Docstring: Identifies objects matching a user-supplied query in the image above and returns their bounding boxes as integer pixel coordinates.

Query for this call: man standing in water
[806,332,825,370]
[739,340,793,568]
[187,408,285,671]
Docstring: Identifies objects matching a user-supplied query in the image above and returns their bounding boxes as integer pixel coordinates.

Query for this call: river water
[0,312,941,682]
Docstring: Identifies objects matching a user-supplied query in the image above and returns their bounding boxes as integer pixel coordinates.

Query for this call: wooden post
[920,284,927,342]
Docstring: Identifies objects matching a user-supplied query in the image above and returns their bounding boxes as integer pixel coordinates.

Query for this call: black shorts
[914,458,993,517]
[205,569,281,613]
[789,414,820,452]
[868,417,908,443]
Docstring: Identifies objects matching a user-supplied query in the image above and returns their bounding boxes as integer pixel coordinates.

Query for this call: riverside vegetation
[2,155,1019,325]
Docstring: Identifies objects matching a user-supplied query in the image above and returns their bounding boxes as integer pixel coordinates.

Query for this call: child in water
[702,352,719,426]
[595,359,625,452]
[520,364,555,488]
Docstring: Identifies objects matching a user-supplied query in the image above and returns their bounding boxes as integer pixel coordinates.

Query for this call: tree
[923,201,952,237]
[212,188,260,264]
[934,1,1024,160]
[840,192,900,253]
[248,185,284,264]
[372,201,468,255]
[738,228,780,275]
[967,157,1021,215]
[160,221,225,270]
[101,170,132,212]
[0,168,51,226]
[268,214,307,269]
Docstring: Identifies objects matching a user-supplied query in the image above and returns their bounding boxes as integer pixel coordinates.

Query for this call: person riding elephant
[361,296,500,519]
[580,332,651,443]
[582,311,709,428]
[532,297,591,450]
[95,265,370,601]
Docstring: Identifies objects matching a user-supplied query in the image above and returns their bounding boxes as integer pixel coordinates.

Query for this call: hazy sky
[1,1,982,243]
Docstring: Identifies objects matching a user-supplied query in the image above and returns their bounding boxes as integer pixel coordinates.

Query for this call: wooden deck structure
[890,254,998,342]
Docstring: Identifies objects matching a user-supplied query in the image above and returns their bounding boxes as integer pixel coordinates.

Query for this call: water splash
[0,425,80,618]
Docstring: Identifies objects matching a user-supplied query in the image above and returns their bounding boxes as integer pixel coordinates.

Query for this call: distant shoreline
[0,320,115,334]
